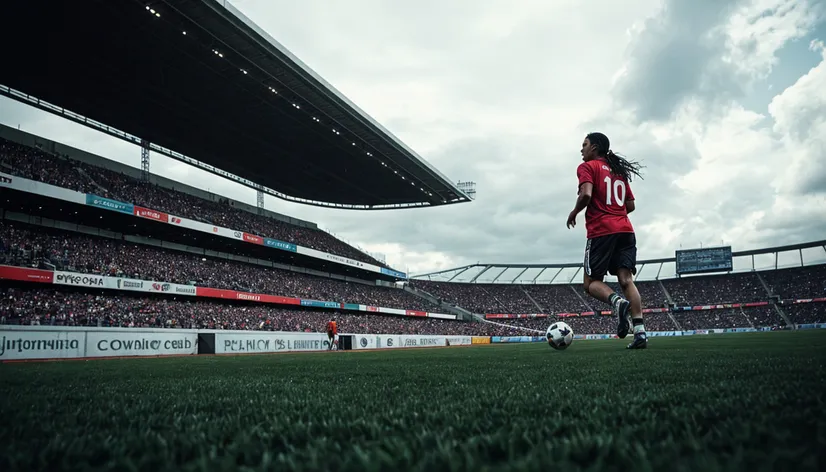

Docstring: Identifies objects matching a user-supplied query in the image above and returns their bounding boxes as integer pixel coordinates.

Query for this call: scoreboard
[675,246,733,275]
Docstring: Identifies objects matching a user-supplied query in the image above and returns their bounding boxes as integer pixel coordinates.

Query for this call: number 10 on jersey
[604,176,626,206]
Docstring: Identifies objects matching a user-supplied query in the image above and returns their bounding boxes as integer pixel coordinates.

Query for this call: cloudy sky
[2,0,826,280]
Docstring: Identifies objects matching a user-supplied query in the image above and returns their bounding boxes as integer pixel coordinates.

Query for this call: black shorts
[327,331,335,339]
[584,232,637,279]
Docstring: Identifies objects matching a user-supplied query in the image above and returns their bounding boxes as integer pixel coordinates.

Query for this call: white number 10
[603,176,626,206]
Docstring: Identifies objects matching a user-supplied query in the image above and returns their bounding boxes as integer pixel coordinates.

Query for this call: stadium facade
[411,240,826,284]
[0,0,472,210]
[0,0,823,351]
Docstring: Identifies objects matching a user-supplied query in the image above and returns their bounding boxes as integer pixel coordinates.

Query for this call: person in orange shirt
[326,317,338,350]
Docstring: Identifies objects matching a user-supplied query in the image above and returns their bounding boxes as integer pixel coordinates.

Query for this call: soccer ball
[546,322,574,350]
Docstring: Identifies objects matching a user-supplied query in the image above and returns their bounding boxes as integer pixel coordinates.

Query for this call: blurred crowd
[0,220,434,311]
[412,279,669,315]
[412,264,825,314]
[0,287,474,335]
[0,138,386,267]
[1,137,825,336]
[3,285,815,335]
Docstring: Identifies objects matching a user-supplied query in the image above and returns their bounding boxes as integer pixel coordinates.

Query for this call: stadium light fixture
[182,31,187,35]
[241,69,247,75]
[156,12,160,17]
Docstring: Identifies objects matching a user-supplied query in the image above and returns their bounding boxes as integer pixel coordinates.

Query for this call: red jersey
[576,158,635,239]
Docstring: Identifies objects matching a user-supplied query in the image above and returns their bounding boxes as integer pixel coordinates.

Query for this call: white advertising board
[0,329,86,360]
[51,271,197,296]
[0,327,199,360]
[352,334,471,350]
[86,331,198,357]
[213,331,333,354]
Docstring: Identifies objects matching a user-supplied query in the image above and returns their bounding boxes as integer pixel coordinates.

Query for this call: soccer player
[566,132,647,349]
[326,317,338,351]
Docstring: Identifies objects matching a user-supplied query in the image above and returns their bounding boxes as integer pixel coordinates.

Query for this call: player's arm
[567,164,593,228]
[625,182,636,214]
[572,183,593,213]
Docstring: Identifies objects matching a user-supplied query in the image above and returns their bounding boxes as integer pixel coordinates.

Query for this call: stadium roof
[0,0,471,210]
[413,240,826,283]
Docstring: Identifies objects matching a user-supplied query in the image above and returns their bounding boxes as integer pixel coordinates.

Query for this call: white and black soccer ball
[546,322,574,350]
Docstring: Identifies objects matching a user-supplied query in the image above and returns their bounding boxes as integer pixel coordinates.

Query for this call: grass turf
[1,331,825,472]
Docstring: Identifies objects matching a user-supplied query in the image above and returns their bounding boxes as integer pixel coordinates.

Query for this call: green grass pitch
[1,331,824,472]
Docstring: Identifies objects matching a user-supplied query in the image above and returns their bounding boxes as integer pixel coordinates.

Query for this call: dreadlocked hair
[606,150,645,183]
[585,132,645,182]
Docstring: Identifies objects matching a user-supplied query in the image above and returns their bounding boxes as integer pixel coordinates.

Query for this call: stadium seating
[660,272,767,306]
[0,138,387,267]
[0,287,472,335]
[0,220,435,311]
[1,137,824,336]
[762,264,826,300]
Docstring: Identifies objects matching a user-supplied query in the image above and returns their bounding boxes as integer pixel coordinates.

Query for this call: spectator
[0,138,387,268]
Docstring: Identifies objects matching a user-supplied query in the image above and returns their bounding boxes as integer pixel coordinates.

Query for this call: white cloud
[1,0,825,277]
[724,0,824,82]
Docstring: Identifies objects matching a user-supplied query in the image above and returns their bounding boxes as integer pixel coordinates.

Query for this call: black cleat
[626,334,648,349]
[613,298,632,339]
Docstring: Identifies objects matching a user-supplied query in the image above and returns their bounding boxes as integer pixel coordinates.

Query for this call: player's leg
[610,233,646,349]
[327,331,334,350]
[583,236,632,338]
[616,268,642,319]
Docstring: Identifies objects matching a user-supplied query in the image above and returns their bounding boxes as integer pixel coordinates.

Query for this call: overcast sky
[2,0,826,280]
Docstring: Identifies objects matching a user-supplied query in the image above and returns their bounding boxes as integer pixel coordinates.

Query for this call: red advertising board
[195,287,300,305]
[367,306,379,312]
[134,206,169,222]
[0,265,54,283]
[243,233,264,245]
[405,310,427,317]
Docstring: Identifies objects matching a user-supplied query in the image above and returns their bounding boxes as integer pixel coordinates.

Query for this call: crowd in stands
[5,282,811,335]
[414,278,671,315]
[0,287,822,336]
[0,138,386,268]
[1,216,824,334]
[414,265,825,315]
[783,303,825,325]
[763,264,826,300]
[0,220,434,311]
[0,287,467,335]
[660,272,768,306]
[2,133,825,337]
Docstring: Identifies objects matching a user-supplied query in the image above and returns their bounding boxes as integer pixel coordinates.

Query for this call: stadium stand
[414,279,672,314]
[0,220,434,311]
[660,272,767,306]
[1,138,824,336]
[0,287,468,335]
[762,264,826,299]
[0,138,388,268]
[783,303,826,325]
